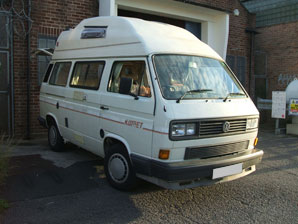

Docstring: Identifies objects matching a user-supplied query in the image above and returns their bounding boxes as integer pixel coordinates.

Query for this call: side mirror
[119,77,132,95]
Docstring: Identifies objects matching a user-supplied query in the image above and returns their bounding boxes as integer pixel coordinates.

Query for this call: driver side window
[108,61,151,97]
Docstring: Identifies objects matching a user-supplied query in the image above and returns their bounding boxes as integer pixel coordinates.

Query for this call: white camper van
[39,16,263,190]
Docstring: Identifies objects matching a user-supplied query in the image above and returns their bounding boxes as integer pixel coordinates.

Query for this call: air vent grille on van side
[198,118,247,138]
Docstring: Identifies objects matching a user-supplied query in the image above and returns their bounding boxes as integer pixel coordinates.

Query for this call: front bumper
[131,149,263,189]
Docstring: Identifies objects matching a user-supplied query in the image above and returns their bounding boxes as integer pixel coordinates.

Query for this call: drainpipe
[26,0,32,139]
[245,28,259,101]
[10,13,14,136]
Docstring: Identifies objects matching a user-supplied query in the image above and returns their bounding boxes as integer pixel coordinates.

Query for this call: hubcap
[108,153,129,183]
[49,125,57,146]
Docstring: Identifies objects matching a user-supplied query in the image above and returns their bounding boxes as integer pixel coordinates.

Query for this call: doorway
[118,9,201,39]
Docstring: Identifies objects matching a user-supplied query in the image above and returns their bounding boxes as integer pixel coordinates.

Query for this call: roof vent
[81,26,107,39]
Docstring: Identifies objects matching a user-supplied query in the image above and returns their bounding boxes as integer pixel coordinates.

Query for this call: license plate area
[212,163,243,179]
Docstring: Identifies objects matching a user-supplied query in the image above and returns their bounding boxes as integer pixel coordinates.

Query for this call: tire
[104,144,137,190]
[48,122,64,152]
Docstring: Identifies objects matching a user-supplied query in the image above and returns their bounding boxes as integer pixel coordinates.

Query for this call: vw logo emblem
[223,121,230,133]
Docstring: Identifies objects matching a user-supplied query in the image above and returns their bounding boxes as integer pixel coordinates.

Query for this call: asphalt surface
[0,130,297,224]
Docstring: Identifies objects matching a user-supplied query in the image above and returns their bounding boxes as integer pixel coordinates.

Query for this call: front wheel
[48,122,64,152]
[104,144,137,190]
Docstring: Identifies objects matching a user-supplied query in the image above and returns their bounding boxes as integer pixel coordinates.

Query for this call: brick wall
[13,0,98,137]
[183,0,230,11]
[255,21,298,98]
[13,35,28,138]
[226,1,255,97]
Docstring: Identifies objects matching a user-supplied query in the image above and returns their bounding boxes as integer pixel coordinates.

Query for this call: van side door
[64,61,105,155]
[100,59,155,158]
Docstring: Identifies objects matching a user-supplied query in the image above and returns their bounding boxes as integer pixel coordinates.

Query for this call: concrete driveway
[0,130,297,224]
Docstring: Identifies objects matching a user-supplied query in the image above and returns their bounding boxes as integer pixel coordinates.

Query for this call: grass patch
[0,199,9,213]
[0,136,11,186]
[0,135,14,214]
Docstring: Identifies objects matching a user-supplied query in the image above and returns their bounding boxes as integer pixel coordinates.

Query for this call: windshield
[153,55,246,101]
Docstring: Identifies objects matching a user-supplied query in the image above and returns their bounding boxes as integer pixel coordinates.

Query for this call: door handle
[56,102,59,109]
[100,106,109,110]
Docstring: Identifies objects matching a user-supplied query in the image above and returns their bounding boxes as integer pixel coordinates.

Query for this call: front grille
[184,141,249,160]
[170,116,258,141]
[198,118,247,138]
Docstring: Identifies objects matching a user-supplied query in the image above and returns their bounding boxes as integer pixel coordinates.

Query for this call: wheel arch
[103,133,132,158]
[46,113,61,134]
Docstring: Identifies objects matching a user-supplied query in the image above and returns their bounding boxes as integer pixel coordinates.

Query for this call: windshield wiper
[176,89,213,103]
[223,92,245,102]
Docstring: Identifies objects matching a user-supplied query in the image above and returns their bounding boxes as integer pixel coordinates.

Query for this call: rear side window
[49,62,71,86]
[43,63,53,83]
[70,61,105,90]
[108,61,151,97]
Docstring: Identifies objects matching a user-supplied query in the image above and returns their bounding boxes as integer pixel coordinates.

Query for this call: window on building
[226,55,246,87]
[108,61,151,97]
[255,77,267,99]
[236,56,246,86]
[255,51,267,76]
[70,61,105,90]
[0,14,9,48]
[38,36,56,85]
[49,62,71,86]
[226,55,235,73]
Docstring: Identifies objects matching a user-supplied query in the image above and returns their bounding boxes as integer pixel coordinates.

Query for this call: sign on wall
[272,91,286,119]
[289,99,298,116]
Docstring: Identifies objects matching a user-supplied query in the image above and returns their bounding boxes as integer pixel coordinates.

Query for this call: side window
[108,61,151,97]
[43,63,53,83]
[70,61,105,90]
[37,36,56,85]
[49,62,71,86]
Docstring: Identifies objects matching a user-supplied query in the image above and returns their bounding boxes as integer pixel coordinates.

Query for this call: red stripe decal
[41,99,168,135]
[143,128,168,135]
[101,116,125,125]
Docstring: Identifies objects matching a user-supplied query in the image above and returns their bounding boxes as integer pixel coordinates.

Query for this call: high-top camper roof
[53,16,222,60]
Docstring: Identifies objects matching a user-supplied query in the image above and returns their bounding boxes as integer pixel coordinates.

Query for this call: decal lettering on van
[73,91,85,101]
[74,133,84,144]
[125,120,143,129]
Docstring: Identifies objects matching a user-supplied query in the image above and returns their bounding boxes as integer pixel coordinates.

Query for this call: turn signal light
[254,137,258,147]
[159,149,170,160]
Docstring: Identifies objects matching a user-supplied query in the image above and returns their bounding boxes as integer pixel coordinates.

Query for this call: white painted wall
[202,14,229,60]
[99,0,116,16]
[99,0,229,59]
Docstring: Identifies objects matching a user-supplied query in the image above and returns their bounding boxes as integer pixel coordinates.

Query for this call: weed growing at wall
[0,135,12,213]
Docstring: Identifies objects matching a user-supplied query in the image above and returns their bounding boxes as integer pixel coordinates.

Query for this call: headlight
[171,124,185,136]
[186,123,196,135]
[171,123,196,137]
[246,118,259,129]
